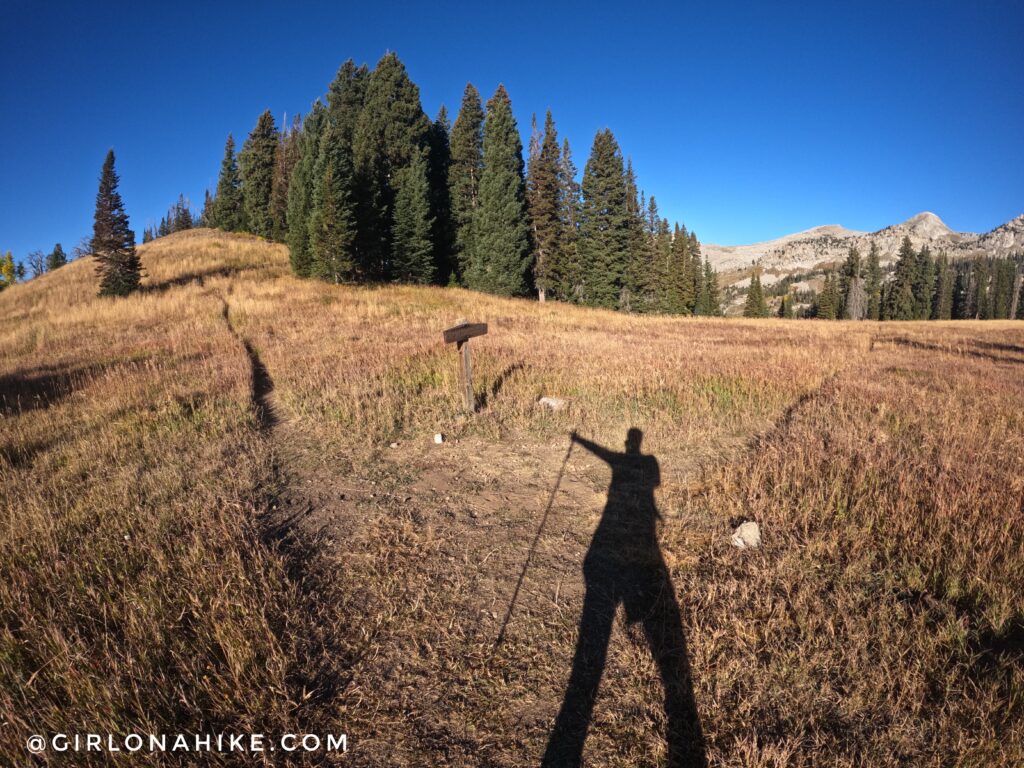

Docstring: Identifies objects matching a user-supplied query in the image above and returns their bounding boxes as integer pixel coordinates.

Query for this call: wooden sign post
[442,321,488,412]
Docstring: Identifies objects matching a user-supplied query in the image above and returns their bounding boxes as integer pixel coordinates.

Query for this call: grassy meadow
[1,228,1021,766]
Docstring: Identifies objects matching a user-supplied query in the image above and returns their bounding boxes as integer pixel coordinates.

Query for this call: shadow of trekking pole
[493,434,575,650]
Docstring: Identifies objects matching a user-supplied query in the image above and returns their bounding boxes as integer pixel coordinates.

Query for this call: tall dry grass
[1,228,1021,765]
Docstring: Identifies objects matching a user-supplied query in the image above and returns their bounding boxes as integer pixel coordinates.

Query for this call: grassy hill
[2,228,1022,765]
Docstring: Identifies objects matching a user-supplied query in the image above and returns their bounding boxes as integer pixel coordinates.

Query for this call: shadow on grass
[0,363,113,415]
[543,429,706,768]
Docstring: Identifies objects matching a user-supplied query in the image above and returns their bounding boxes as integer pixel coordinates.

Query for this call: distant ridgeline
[186,52,721,317]
[743,239,1024,320]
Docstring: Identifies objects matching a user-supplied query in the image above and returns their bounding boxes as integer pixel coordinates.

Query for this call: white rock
[538,396,568,411]
[389,442,399,449]
[731,521,761,550]
[434,433,445,444]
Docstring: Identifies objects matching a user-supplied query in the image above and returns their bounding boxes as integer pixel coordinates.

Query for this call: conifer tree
[1016,277,1024,320]
[239,110,279,238]
[914,245,935,320]
[620,161,651,312]
[974,259,992,319]
[309,158,356,283]
[352,52,430,278]
[91,150,141,297]
[932,253,954,319]
[779,293,795,318]
[702,258,721,316]
[865,242,882,320]
[200,189,213,227]
[212,134,244,231]
[392,152,436,284]
[270,114,302,242]
[527,111,563,302]
[286,102,326,277]
[448,84,485,283]
[743,270,769,317]
[556,137,582,301]
[577,129,630,309]
[814,273,840,320]
[838,245,862,318]
[46,243,67,271]
[991,259,1015,319]
[886,236,919,320]
[470,85,531,296]
[427,106,454,282]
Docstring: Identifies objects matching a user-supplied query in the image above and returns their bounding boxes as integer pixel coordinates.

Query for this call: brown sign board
[443,322,488,345]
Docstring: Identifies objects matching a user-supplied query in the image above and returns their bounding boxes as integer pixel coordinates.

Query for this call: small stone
[538,396,568,411]
[731,521,761,549]
[389,442,399,449]
[434,433,445,444]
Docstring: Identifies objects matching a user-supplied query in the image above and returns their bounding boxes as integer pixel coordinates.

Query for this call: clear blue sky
[2,0,1022,264]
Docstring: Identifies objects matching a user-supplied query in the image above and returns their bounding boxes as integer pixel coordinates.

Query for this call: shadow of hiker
[543,428,706,768]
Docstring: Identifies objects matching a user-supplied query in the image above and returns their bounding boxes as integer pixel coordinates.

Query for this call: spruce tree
[702,258,721,316]
[239,110,278,238]
[470,85,532,296]
[578,129,630,309]
[932,253,954,319]
[886,236,919,320]
[743,270,769,317]
[310,159,356,283]
[620,160,651,312]
[212,134,244,231]
[46,243,67,271]
[974,259,992,319]
[392,152,436,284]
[427,106,454,282]
[352,52,430,278]
[286,102,326,277]
[448,84,485,283]
[200,189,213,227]
[914,245,935,320]
[556,138,582,301]
[91,150,141,297]
[527,111,562,302]
[814,273,840,320]
[270,114,302,242]
[865,242,882,320]
[1016,277,1024,319]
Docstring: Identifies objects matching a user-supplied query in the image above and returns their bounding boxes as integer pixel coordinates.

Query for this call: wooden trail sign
[442,321,488,412]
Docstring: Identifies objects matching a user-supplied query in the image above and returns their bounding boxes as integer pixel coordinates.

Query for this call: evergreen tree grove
[743,270,769,317]
[286,102,326,277]
[391,152,436,284]
[46,243,67,271]
[91,150,141,297]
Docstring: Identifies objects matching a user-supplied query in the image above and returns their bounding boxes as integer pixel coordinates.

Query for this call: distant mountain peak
[901,211,952,236]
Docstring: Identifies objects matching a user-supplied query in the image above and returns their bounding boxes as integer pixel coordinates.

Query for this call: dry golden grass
[1,228,1021,766]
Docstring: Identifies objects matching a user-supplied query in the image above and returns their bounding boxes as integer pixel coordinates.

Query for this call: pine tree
[838,245,863,319]
[886,236,919,320]
[46,243,67,271]
[448,84,485,284]
[914,245,935,320]
[470,85,531,296]
[270,114,302,241]
[743,270,769,317]
[239,110,278,238]
[528,111,562,302]
[974,259,992,319]
[352,52,430,278]
[932,252,954,319]
[620,161,652,312]
[212,135,244,231]
[200,189,213,227]
[287,102,326,277]
[91,150,140,297]
[392,152,436,284]
[142,227,154,244]
[779,293,795,318]
[310,159,356,283]
[427,105,454,283]
[991,259,1015,319]
[556,138,582,302]
[577,129,630,309]
[702,258,721,316]
[865,242,882,320]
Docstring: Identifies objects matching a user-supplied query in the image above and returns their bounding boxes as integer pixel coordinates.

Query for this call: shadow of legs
[542,585,616,768]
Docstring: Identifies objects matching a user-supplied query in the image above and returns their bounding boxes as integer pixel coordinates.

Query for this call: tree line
[744,236,1024,320]
[201,52,721,315]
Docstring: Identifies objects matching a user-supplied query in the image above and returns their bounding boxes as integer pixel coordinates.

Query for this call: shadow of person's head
[625,427,643,455]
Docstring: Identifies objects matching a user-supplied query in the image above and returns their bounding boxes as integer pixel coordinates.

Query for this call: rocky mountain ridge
[704,212,1024,274]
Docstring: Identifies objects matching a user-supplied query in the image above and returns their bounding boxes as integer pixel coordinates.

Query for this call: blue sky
[2,0,1022,264]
